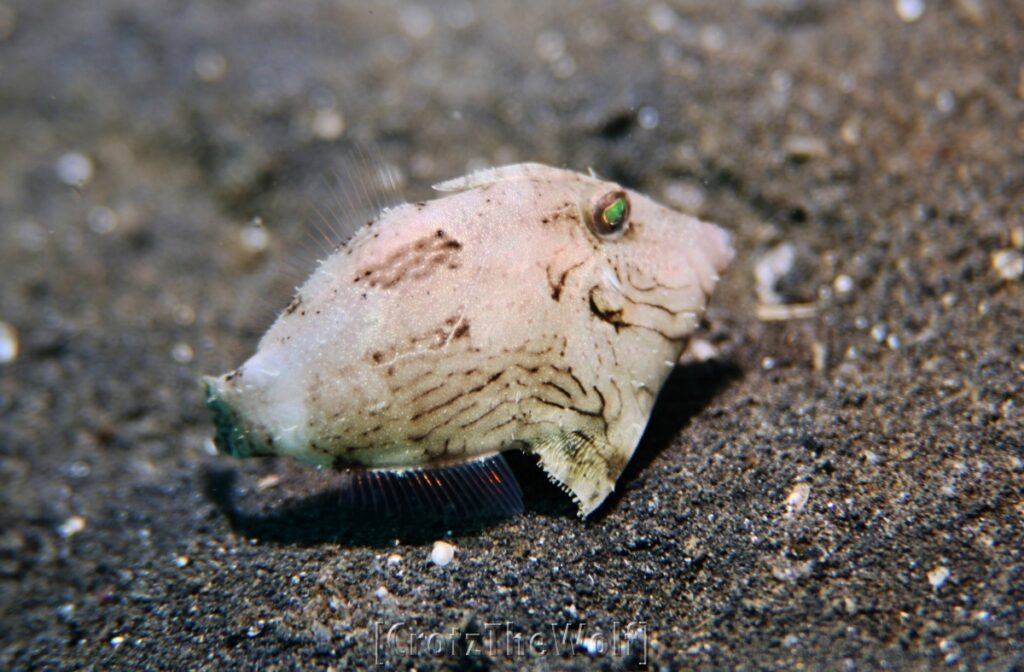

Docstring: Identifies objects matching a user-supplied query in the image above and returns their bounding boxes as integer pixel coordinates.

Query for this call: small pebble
[637,106,660,130]
[535,31,566,62]
[785,483,811,516]
[374,585,390,599]
[663,181,706,214]
[399,5,434,39]
[991,249,1023,281]
[771,70,793,96]
[754,243,796,305]
[811,341,828,372]
[840,120,861,146]
[430,540,455,567]
[171,342,194,364]
[546,54,574,79]
[698,25,725,52]
[833,274,855,295]
[173,304,197,326]
[647,3,679,33]
[386,553,402,566]
[87,206,118,235]
[311,109,345,140]
[784,136,829,160]
[58,515,86,539]
[311,621,332,644]
[762,356,776,371]
[895,0,925,22]
[1010,226,1023,249]
[935,89,955,114]
[174,555,190,568]
[255,474,281,491]
[0,321,19,364]
[193,49,228,83]
[239,219,270,253]
[110,635,126,648]
[870,324,887,343]
[63,461,90,478]
[56,152,94,187]
[927,565,950,590]
[688,338,718,362]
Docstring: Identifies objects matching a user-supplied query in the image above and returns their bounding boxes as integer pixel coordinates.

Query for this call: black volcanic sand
[1,1,1022,669]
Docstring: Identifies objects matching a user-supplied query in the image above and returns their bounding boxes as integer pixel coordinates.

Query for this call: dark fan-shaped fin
[338,453,523,520]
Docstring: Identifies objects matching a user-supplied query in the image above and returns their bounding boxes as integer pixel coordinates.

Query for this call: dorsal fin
[337,453,523,520]
[530,430,626,517]
[303,144,405,256]
[432,162,571,192]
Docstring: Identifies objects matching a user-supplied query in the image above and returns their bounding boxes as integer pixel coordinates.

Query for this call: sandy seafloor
[1,1,1022,669]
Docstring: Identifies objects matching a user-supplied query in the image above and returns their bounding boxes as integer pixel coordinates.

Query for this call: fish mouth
[202,376,256,459]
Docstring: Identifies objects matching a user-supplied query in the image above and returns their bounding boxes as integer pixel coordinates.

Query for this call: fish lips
[202,376,257,459]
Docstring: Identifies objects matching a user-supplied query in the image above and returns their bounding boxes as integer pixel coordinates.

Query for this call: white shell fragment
[55,152,94,187]
[0,320,18,364]
[928,565,951,590]
[430,540,455,567]
[991,249,1023,281]
[205,162,734,516]
[895,0,925,23]
[58,515,87,538]
[784,483,811,517]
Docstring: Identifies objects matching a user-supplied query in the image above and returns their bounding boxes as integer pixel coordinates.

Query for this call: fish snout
[202,375,258,459]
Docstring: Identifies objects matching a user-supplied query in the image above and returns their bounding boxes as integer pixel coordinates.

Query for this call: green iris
[602,197,627,227]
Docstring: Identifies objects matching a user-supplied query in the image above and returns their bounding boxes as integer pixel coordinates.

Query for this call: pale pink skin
[205,164,733,515]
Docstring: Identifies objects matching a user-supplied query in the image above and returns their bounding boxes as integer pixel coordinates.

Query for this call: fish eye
[586,189,631,239]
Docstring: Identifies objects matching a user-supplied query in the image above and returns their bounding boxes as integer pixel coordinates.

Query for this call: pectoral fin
[432,163,566,192]
[338,453,523,520]
[530,430,629,517]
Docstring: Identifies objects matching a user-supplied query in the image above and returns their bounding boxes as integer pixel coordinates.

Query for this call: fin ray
[300,143,405,257]
[432,163,570,192]
[338,453,523,520]
[530,430,626,518]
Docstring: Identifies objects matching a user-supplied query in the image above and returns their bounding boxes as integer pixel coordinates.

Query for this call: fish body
[205,163,733,516]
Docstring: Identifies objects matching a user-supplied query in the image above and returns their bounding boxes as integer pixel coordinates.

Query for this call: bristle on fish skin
[205,161,733,518]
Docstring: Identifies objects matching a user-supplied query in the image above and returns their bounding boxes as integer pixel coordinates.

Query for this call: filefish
[204,162,733,517]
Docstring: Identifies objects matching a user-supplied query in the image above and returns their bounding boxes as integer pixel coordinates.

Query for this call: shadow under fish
[201,457,523,547]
